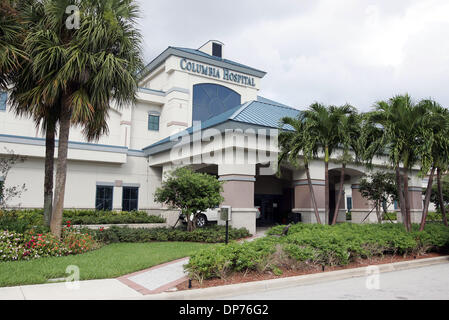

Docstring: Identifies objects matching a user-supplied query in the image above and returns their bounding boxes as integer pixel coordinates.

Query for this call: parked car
[180,206,262,228]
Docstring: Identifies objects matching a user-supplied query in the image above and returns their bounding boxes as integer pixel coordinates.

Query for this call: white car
[195,206,262,228]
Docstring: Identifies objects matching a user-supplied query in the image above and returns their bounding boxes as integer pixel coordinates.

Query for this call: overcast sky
[135,0,449,111]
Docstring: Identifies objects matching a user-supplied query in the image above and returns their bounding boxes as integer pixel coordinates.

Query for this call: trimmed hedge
[0,209,165,233]
[185,223,449,282]
[89,225,251,244]
[62,210,165,225]
[383,212,397,221]
[382,212,443,222]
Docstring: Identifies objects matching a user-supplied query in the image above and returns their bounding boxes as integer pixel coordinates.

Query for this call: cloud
[136,0,449,111]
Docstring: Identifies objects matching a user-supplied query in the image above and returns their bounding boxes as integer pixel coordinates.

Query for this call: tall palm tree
[0,0,26,90]
[10,0,143,238]
[331,106,359,225]
[0,0,58,225]
[6,1,58,226]
[278,115,322,224]
[418,100,449,230]
[302,103,354,224]
[369,95,433,232]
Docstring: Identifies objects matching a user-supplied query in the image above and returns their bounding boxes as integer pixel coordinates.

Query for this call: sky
[135,0,449,111]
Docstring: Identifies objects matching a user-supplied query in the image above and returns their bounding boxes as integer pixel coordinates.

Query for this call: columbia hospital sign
[180,58,256,87]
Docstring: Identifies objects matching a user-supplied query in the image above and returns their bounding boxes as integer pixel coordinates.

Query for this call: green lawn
[0,242,213,287]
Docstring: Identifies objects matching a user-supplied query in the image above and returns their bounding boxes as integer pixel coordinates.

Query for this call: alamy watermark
[168,121,279,175]
[65,5,80,30]
[365,266,380,290]
[65,265,80,290]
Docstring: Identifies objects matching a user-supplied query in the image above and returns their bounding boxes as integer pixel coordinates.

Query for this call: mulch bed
[175,252,447,291]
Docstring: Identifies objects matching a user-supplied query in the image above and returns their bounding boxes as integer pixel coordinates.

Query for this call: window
[122,187,138,211]
[212,43,222,58]
[192,83,241,123]
[394,200,399,210]
[346,197,353,211]
[148,114,160,131]
[96,186,113,211]
[0,91,7,111]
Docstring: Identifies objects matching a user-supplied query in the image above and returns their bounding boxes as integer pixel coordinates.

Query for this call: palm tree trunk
[395,166,407,231]
[50,100,72,239]
[324,147,330,225]
[403,168,412,232]
[43,117,56,227]
[325,161,329,225]
[375,201,382,223]
[305,162,322,224]
[437,168,449,227]
[332,163,346,225]
[420,165,436,231]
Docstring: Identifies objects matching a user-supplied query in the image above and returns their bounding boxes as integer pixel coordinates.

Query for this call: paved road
[226,263,449,300]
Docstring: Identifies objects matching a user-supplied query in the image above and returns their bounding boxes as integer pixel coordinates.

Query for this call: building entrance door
[255,194,285,227]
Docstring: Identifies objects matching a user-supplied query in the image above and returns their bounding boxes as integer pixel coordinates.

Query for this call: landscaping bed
[0,226,99,262]
[177,251,447,291]
[184,223,449,284]
[90,225,251,244]
[0,209,166,233]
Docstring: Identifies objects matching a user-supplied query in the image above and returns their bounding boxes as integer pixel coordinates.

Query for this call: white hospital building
[0,40,428,234]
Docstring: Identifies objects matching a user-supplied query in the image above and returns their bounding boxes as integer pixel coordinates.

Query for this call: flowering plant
[0,224,99,261]
[62,223,99,255]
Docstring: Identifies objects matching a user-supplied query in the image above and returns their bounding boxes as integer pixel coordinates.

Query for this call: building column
[218,164,257,235]
[351,184,377,223]
[292,161,326,224]
[292,179,326,224]
[397,186,424,224]
[334,184,347,223]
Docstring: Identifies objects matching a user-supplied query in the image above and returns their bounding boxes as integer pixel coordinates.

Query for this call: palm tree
[0,0,26,90]
[418,100,449,230]
[301,103,355,224]
[9,0,143,238]
[278,115,322,224]
[368,95,433,232]
[331,106,359,225]
[0,0,58,225]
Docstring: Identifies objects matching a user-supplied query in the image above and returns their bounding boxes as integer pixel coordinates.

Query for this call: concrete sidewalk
[0,279,142,300]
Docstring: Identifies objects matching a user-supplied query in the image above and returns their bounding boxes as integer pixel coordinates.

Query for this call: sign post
[220,206,232,245]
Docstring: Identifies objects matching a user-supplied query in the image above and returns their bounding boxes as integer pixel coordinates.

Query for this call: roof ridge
[230,101,253,119]
[256,99,301,112]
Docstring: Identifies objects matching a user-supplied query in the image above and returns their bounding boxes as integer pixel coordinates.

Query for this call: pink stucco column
[397,186,423,224]
[220,175,255,208]
[351,184,376,223]
[218,174,257,235]
[293,179,325,224]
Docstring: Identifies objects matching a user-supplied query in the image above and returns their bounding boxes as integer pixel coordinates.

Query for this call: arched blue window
[192,84,241,122]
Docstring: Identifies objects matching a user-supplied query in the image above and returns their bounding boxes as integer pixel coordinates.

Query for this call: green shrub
[427,212,443,222]
[92,225,251,244]
[383,212,397,221]
[185,222,449,281]
[185,238,276,282]
[0,209,165,233]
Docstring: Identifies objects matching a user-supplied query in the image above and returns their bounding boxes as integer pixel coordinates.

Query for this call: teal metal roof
[143,98,301,152]
[233,99,300,129]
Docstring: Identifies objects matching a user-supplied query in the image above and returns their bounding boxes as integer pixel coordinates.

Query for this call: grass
[0,242,213,287]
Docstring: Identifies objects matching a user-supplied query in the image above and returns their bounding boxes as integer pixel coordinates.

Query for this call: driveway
[225,263,449,300]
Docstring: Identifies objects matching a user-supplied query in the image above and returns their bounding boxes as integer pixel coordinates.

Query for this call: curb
[137,256,449,300]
